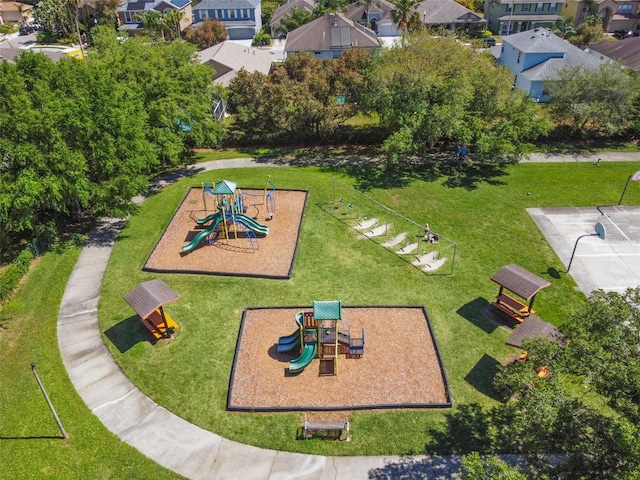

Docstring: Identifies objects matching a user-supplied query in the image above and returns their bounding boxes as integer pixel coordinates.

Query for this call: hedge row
[0,248,35,301]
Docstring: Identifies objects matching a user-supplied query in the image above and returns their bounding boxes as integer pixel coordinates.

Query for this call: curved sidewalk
[56,158,460,480]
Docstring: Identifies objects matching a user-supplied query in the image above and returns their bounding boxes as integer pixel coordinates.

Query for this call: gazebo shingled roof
[123,279,180,320]
[490,264,550,301]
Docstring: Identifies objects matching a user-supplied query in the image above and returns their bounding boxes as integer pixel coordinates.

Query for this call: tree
[562,288,640,422]
[363,32,550,162]
[137,10,166,42]
[570,16,604,48]
[164,8,185,40]
[461,452,528,480]
[547,63,640,138]
[33,0,75,38]
[390,0,421,36]
[551,16,577,39]
[274,8,316,36]
[185,18,228,48]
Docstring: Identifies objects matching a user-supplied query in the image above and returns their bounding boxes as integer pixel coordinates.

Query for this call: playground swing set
[182,178,274,254]
[276,301,365,376]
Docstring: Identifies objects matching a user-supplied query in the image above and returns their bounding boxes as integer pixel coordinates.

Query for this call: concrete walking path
[57,153,640,479]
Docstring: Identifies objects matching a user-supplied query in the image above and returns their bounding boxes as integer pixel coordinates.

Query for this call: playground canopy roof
[123,279,180,320]
[313,300,342,320]
[213,180,237,195]
[490,264,550,301]
[506,314,563,348]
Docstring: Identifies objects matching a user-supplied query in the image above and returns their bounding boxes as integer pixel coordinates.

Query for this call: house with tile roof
[484,0,562,35]
[284,13,381,59]
[117,0,192,36]
[418,0,486,33]
[0,1,32,24]
[344,0,401,37]
[587,36,640,71]
[192,0,261,40]
[497,27,605,101]
[198,40,274,85]
[269,0,315,37]
[562,0,639,34]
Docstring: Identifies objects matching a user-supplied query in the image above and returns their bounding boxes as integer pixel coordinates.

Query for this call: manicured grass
[0,246,182,479]
[98,160,640,456]
[2,159,639,475]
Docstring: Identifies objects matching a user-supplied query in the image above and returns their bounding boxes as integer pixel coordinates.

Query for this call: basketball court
[529,206,640,295]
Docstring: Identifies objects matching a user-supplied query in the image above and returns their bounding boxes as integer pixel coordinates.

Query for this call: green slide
[182,214,223,253]
[196,212,219,225]
[234,213,269,236]
[289,342,317,373]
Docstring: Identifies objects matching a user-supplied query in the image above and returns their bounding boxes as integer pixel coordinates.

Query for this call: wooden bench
[302,421,350,441]
[491,293,532,322]
[141,309,179,339]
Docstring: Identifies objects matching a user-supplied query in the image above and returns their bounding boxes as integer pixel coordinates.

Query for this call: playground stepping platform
[354,218,378,230]
[381,232,407,247]
[364,225,389,237]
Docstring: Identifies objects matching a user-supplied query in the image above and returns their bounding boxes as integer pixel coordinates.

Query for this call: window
[517,51,521,63]
[522,4,531,11]
[125,11,133,22]
[242,8,249,18]
[617,4,632,12]
[535,3,543,11]
[549,2,557,11]
[506,3,512,12]
[202,10,208,18]
[229,9,236,18]
[543,3,550,10]
[217,9,223,18]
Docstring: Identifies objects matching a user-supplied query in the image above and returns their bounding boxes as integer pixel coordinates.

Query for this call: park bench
[302,421,350,441]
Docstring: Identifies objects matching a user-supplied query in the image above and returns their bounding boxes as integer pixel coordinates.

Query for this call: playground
[228,305,450,411]
[143,184,307,278]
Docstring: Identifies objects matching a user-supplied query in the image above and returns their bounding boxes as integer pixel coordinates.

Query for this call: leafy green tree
[562,288,640,422]
[185,18,228,48]
[164,8,186,40]
[461,452,528,480]
[547,63,640,138]
[551,16,577,39]
[570,17,604,48]
[275,8,316,36]
[33,0,75,38]
[228,50,371,142]
[363,32,549,162]
[137,10,166,42]
[390,0,421,35]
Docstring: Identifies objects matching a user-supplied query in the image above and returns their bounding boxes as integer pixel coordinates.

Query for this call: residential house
[418,0,486,33]
[562,0,639,33]
[587,35,640,70]
[192,0,262,40]
[198,40,274,85]
[0,1,32,24]
[344,0,401,37]
[117,0,193,36]
[270,0,315,38]
[497,27,605,101]
[284,13,381,59]
[484,0,562,35]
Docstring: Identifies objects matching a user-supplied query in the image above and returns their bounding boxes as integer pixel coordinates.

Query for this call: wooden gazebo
[123,279,180,339]
[490,264,550,322]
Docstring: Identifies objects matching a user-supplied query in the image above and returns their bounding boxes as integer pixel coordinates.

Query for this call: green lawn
[99,161,640,456]
[2,159,639,476]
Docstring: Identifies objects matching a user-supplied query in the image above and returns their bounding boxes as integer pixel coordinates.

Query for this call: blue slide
[289,342,317,373]
[234,213,269,236]
[182,214,223,253]
[277,332,301,353]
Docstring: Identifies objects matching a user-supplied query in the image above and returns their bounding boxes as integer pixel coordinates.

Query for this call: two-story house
[344,0,401,37]
[497,27,604,100]
[117,0,192,36]
[284,13,381,59]
[562,0,639,33]
[192,0,262,40]
[418,0,487,33]
[270,0,315,38]
[485,0,563,35]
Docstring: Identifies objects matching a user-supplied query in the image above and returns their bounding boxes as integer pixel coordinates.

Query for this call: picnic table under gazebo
[490,264,551,322]
[123,279,180,339]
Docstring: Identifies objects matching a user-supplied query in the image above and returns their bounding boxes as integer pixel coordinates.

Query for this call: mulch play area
[142,184,452,413]
[143,187,308,279]
[228,306,451,411]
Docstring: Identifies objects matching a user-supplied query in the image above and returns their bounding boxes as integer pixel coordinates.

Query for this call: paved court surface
[529,206,640,295]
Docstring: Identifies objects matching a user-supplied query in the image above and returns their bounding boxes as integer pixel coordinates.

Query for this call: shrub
[0,248,35,302]
[252,31,272,46]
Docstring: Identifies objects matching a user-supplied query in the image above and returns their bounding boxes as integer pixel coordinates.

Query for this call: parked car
[19,25,38,35]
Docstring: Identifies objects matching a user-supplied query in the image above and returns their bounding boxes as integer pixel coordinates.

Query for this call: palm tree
[164,8,185,40]
[391,0,421,38]
[552,16,577,39]
[138,10,165,41]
